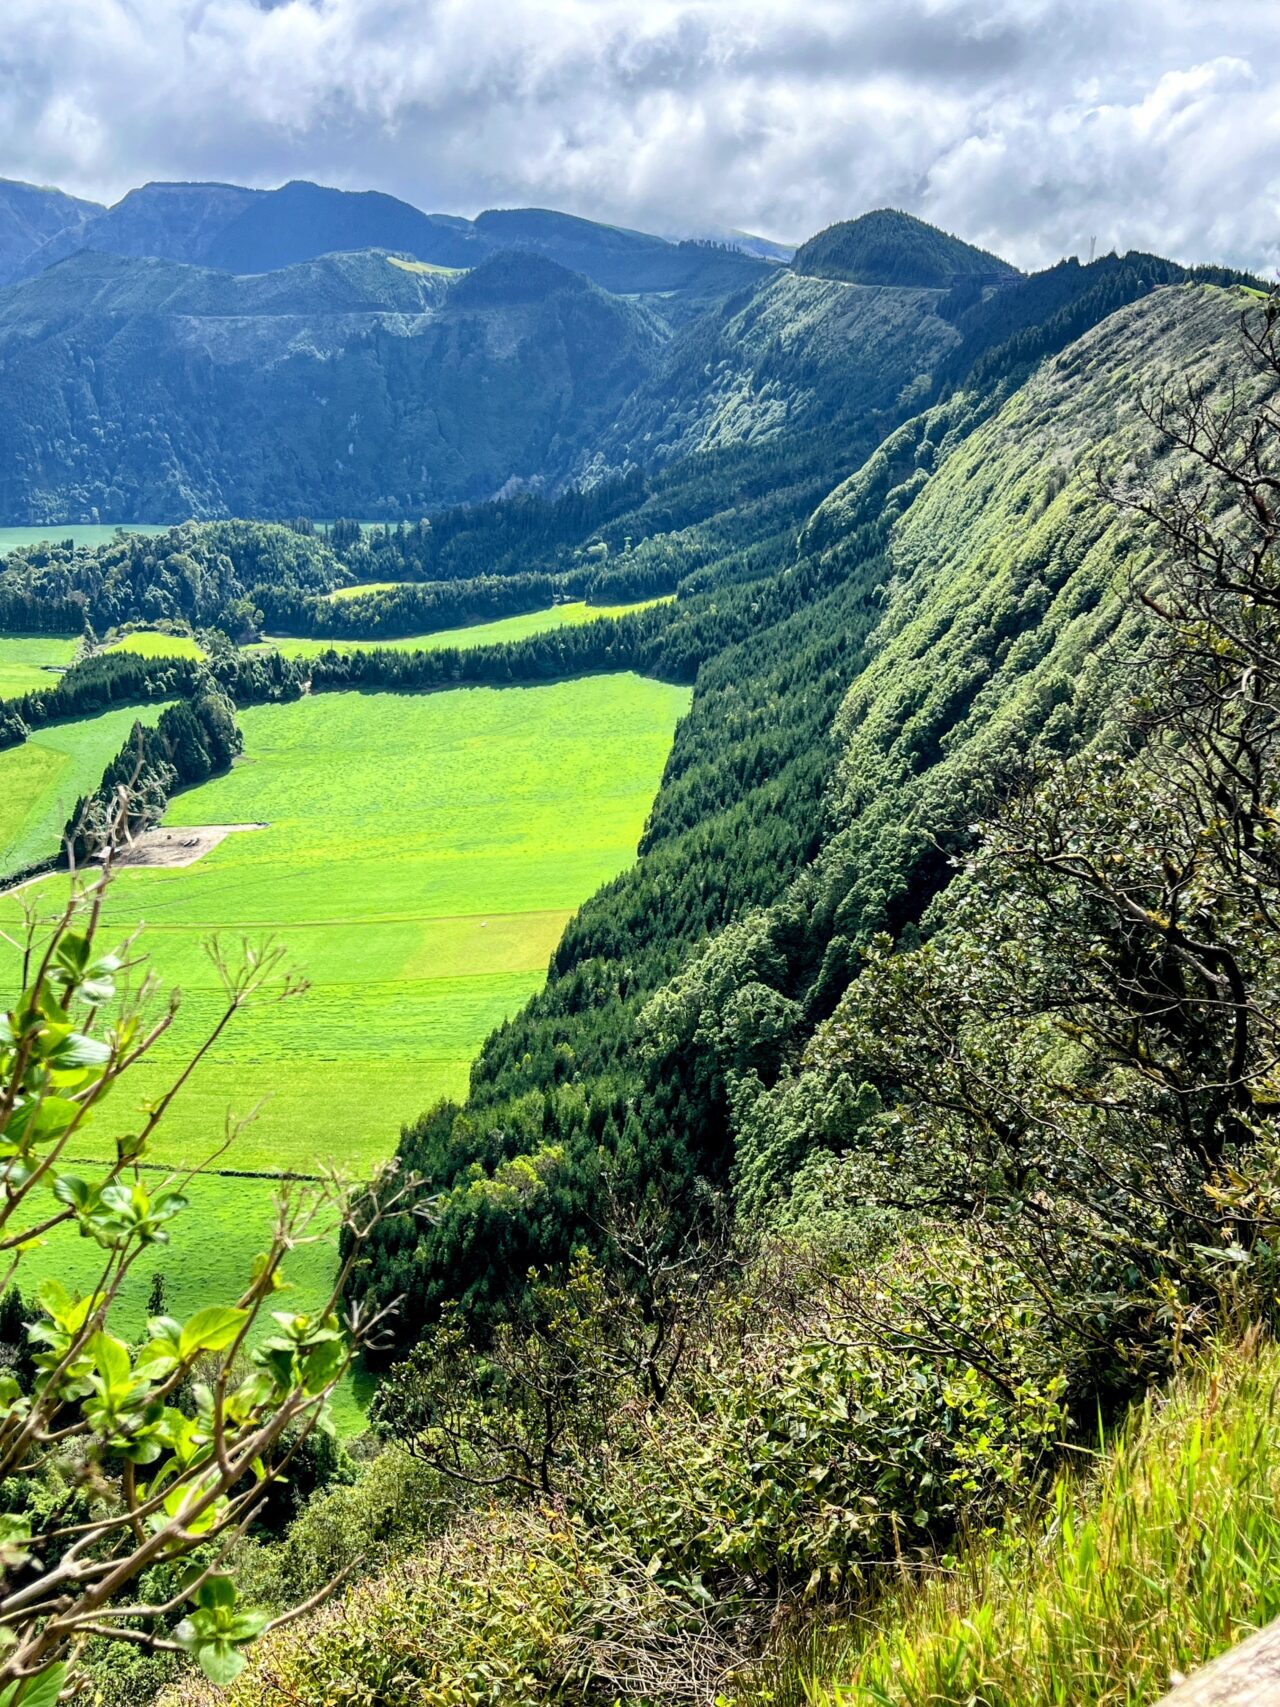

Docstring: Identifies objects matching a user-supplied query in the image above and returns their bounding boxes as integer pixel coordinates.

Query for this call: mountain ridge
[0,175,772,296]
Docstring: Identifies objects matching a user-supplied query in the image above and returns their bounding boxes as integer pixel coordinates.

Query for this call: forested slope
[0,249,665,521]
[358,280,1255,1335]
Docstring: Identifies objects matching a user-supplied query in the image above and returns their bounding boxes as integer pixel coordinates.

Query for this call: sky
[2,0,1277,276]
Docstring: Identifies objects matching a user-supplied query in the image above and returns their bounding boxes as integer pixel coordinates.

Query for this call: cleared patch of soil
[106,823,268,870]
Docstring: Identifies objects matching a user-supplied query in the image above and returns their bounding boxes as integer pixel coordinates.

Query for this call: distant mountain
[0,179,103,284]
[60,181,263,269]
[722,229,795,263]
[792,208,1019,288]
[0,248,665,521]
[204,181,481,274]
[0,177,769,299]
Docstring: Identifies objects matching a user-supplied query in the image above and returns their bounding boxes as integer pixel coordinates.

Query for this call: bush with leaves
[0,800,411,1701]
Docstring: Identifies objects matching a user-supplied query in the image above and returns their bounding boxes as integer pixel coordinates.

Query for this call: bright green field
[0,524,173,553]
[0,633,79,698]
[265,598,671,659]
[104,630,206,660]
[324,581,404,600]
[0,676,689,1408]
[0,702,170,876]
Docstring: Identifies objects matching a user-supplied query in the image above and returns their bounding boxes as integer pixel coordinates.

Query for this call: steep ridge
[653,282,1255,1216]
[596,268,964,469]
[0,179,103,285]
[0,249,666,521]
[355,279,1257,1332]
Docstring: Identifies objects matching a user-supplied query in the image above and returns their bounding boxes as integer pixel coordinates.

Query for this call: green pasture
[0,632,79,698]
[324,581,404,600]
[265,597,671,658]
[103,629,206,660]
[0,523,173,553]
[0,675,689,1410]
[0,701,170,876]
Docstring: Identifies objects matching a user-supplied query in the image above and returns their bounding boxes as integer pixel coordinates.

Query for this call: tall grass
[793,1334,1280,1707]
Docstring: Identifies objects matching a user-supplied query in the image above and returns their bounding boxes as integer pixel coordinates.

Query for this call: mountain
[793,207,1020,287]
[0,248,665,521]
[0,208,1250,525]
[598,267,963,469]
[3,167,1275,1704]
[0,176,770,299]
[202,181,481,275]
[0,178,103,284]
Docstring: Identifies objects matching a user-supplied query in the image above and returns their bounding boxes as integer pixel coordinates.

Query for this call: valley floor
[0,673,688,1424]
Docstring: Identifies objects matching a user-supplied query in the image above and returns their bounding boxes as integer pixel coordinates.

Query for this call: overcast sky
[2,0,1277,275]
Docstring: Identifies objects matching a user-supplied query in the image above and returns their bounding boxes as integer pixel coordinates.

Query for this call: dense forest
[1,197,1277,1707]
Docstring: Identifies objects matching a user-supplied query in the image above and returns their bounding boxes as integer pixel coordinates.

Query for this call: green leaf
[179,1306,249,1360]
[53,1175,94,1212]
[0,1664,67,1707]
[194,1575,237,1612]
[7,1096,80,1146]
[89,1330,132,1390]
[47,1032,111,1070]
[194,1639,247,1686]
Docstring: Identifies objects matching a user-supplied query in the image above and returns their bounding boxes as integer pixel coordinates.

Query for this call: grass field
[0,632,79,697]
[0,675,689,1416]
[104,629,206,660]
[0,523,173,553]
[0,701,171,875]
[266,597,671,658]
[324,581,404,600]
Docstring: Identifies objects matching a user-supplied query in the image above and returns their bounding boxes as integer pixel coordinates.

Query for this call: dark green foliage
[0,1289,34,1390]
[0,521,340,634]
[932,251,1261,398]
[0,584,83,634]
[62,686,242,858]
[0,651,207,748]
[353,281,1260,1349]
[322,471,646,585]
[792,208,1018,288]
[0,250,665,521]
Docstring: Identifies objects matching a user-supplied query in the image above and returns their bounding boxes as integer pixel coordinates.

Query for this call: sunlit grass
[0,701,171,876]
[103,629,206,660]
[0,675,689,1382]
[265,596,671,657]
[0,632,79,698]
[788,1335,1280,1707]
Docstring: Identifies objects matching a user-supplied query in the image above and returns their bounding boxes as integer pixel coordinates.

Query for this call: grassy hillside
[103,629,206,660]
[265,597,670,657]
[0,699,172,873]
[796,1336,1280,1707]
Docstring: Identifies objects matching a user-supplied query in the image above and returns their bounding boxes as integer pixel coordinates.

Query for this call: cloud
[1,0,1276,274]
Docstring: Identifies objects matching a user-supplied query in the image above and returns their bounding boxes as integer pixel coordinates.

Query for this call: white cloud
[0,0,1276,274]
